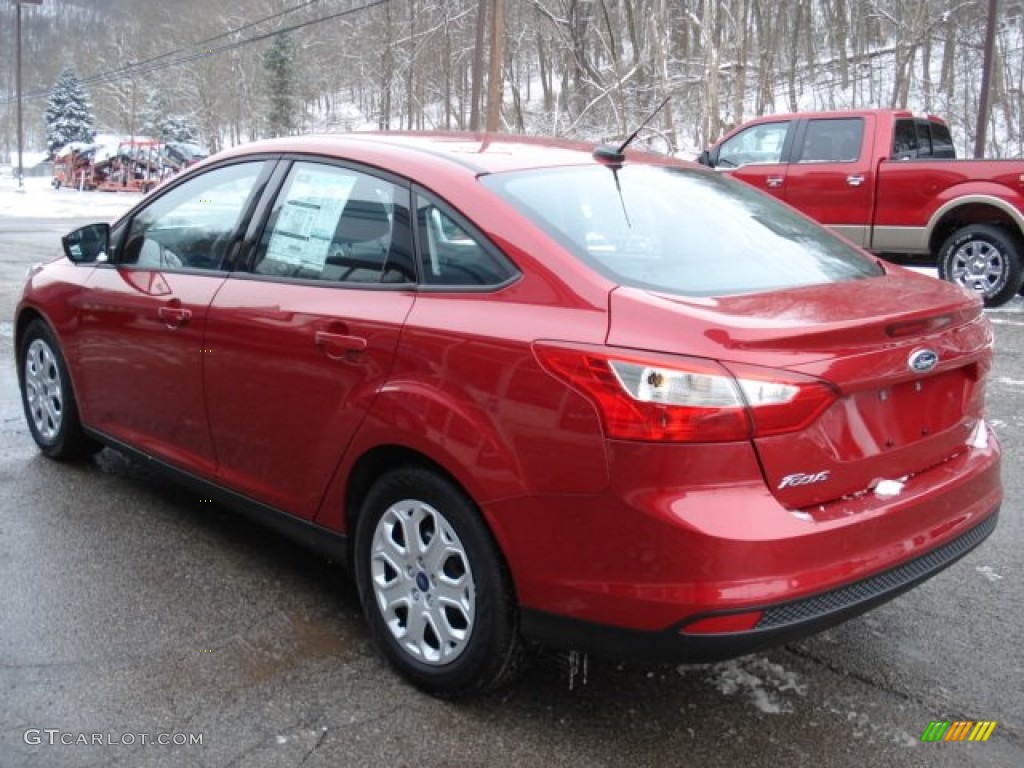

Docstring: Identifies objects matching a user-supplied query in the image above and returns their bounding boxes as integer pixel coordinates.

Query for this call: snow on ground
[975,565,1004,582]
[679,656,807,715]
[0,175,141,221]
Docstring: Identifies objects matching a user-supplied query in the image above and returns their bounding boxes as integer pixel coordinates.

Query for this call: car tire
[938,224,1023,307]
[354,466,520,697]
[18,319,100,460]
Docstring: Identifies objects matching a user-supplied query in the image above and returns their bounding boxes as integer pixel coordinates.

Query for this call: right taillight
[534,343,835,443]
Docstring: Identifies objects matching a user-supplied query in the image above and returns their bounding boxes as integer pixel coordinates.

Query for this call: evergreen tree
[140,87,171,139]
[44,68,96,156]
[160,115,200,143]
[263,32,299,137]
[141,90,200,144]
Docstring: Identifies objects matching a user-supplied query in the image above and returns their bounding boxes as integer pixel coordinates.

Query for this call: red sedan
[15,133,1001,696]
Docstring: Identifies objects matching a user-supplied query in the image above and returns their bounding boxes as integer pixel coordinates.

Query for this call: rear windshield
[481,164,881,297]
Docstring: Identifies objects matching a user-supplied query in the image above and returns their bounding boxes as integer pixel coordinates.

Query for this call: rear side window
[481,165,881,298]
[797,118,863,163]
[253,162,415,284]
[929,122,956,158]
[893,119,918,158]
[415,193,518,287]
[915,120,933,157]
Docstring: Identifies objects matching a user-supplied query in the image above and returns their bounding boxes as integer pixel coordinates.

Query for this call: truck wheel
[938,224,1023,307]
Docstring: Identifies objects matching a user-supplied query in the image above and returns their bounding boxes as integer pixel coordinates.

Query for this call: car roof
[213,131,679,176]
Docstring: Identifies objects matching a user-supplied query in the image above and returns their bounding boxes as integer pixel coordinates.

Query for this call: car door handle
[158,305,192,328]
[765,176,784,188]
[846,175,865,187]
[315,330,368,359]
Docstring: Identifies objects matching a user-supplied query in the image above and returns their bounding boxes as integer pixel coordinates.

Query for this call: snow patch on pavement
[680,656,807,714]
[995,376,1024,389]
[823,705,920,747]
[0,176,140,221]
[976,565,1003,582]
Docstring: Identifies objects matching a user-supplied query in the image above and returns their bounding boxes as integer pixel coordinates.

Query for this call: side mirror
[697,149,712,167]
[62,223,110,264]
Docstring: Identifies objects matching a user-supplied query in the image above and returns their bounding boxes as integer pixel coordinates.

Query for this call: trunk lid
[607,270,992,509]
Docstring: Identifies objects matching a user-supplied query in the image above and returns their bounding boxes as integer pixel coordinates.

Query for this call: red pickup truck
[698,109,1024,306]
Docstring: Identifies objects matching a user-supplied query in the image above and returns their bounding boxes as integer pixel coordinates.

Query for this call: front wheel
[354,466,520,697]
[938,224,1023,307]
[18,319,100,460]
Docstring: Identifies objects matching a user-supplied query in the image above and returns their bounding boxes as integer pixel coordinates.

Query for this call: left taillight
[534,343,835,443]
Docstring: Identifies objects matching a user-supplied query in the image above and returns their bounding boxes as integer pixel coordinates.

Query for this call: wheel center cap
[414,571,430,592]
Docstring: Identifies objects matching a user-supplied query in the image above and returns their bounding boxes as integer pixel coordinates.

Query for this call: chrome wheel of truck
[939,224,1023,307]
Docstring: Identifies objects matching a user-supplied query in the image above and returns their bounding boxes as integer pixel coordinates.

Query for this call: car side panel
[68,267,227,476]
[314,288,611,533]
[202,278,415,520]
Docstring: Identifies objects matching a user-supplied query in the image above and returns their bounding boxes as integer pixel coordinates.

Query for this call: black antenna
[592,95,672,166]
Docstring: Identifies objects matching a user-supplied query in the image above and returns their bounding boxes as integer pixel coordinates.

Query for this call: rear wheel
[354,466,519,697]
[18,319,99,460]
[938,224,1023,307]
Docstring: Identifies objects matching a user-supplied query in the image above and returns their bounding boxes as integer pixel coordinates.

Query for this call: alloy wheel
[369,499,476,665]
[24,338,64,443]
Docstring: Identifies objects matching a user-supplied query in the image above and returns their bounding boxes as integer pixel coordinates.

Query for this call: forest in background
[2,0,1024,159]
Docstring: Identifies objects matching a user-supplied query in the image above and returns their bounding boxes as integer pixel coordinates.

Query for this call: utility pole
[485,0,504,132]
[13,1,42,191]
[974,0,999,158]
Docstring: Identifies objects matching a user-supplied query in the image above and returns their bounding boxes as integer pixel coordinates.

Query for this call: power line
[70,0,327,93]
[0,0,389,106]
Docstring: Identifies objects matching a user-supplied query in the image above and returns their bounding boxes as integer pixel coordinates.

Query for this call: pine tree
[140,87,171,140]
[160,115,200,143]
[44,68,96,156]
[263,33,299,137]
[141,90,200,144]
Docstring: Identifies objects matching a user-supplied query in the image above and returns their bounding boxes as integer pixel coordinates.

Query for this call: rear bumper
[486,425,1001,654]
[520,508,998,662]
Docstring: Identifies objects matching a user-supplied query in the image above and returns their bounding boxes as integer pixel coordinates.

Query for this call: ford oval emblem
[908,349,939,373]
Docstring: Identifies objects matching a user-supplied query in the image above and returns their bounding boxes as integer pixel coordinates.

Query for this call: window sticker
[266,170,354,271]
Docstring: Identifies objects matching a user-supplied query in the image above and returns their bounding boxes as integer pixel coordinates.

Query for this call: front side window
[481,165,881,297]
[717,121,791,167]
[121,162,264,270]
[253,162,414,284]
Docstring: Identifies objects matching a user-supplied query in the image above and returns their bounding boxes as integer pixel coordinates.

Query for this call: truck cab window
[893,120,919,159]
[915,120,934,157]
[717,121,791,167]
[929,123,956,158]
[798,118,864,163]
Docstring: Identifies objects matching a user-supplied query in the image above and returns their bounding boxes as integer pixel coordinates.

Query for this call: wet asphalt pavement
[0,214,1021,768]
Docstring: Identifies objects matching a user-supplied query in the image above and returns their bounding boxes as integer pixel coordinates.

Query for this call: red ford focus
[15,133,1001,696]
